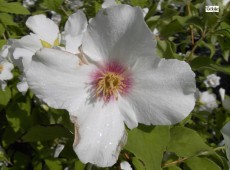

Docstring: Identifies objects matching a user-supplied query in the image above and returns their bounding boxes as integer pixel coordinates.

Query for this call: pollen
[96,72,126,101]
[92,62,133,102]
[0,64,3,73]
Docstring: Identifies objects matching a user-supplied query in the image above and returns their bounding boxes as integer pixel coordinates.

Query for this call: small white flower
[221,122,230,167]
[51,11,62,25]
[0,46,14,90]
[23,0,37,8]
[120,161,132,170]
[102,0,117,8]
[204,74,221,88]
[197,91,218,113]
[26,5,196,167]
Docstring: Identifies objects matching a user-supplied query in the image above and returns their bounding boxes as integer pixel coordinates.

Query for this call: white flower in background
[102,0,117,8]
[51,11,62,25]
[25,5,196,167]
[221,122,230,167]
[0,45,14,90]
[219,88,230,111]
[156,0,164,11]
[204,74,221,88]
[120,161,133,170]
[11,14,60,94]
[197,90,218,113]
[23,0,37,8]
[66,0,83,11]
[62,10,87,54]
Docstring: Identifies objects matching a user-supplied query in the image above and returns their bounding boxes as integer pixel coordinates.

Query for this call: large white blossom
[25,5,196,167]
[197,90,218,113]
[204,74,221,88]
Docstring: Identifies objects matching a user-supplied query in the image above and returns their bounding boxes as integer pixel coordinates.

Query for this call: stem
[162,146,226,168]
[2,33,6,41]
[60,5,69,17]
[187,1,194,46]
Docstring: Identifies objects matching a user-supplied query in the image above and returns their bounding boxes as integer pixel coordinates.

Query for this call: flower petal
[82,5,156,63]
[25,48,95,113]
[125,57,196,125]
[221,122,230,164]
[73,101,126,167]
[26,15,59,44]
[63,11,87,54]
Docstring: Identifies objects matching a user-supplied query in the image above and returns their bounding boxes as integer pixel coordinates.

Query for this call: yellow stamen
[40,40,52,48]
[96,72,126,101]
[0,64,3,73]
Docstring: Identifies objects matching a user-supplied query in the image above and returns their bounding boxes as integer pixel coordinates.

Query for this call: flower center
[0,64,3,73]
[91,62,132,102]
[96,72,126,101]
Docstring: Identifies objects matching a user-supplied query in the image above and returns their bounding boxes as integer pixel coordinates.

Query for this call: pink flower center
[91,62,132,102]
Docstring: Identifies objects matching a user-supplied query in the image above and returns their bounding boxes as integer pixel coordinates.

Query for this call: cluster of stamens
[96,71,126,101]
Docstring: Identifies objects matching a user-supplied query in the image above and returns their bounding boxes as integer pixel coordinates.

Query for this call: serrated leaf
[184,157,221,170]
[125,125,170,170]
[22,125,72,142]
[167,126,211,157]
[0,2,30,15]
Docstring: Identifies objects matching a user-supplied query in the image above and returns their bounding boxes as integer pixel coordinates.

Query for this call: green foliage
[0,1,30,15]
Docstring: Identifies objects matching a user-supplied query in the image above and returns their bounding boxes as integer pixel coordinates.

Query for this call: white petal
[102,0,117,8]
[120,161,133,170]
[82,5,156,64]
[219,88,225,102]
[25,48,95,113]
[221,122,230,164]
[0,61,13,80]
[117,95,138,129]
[26,15,59,44]
[13,47,34,72]
[0,80,6,90]
[63,11,87,54]
[73,101,126,167]
[125,57,196,125]
[0,45,10,58]
[17,76,29,95]
[13,34,42,53]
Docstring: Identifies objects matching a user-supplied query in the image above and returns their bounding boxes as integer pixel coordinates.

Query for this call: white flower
[197,91,218,113]
[23,0,37,8]
[204,74,221,88]
[51,11,62,25]
[221,122,230,167]
[66,0,83,11]
[120,161,133,170]
[25,5,196,167]
[102,0,117,8]
[0,46,14,90]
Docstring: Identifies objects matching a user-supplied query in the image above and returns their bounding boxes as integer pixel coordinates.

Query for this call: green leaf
[131,0,149,8]
[167,126,211,157]
[0,13,17,26]
[184,157,221,170]
[159,20,184,38]
[74,160,85,170]
[45,159,62,170]
[132,157,145,170]
[190,57,230,76]
[0,2,30,15]
[43,0,64,12]
[22,125,72,142]
[0,23,5,35]
[163,166,182,170]
[125,125,170,170]
[0,87,11,108]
